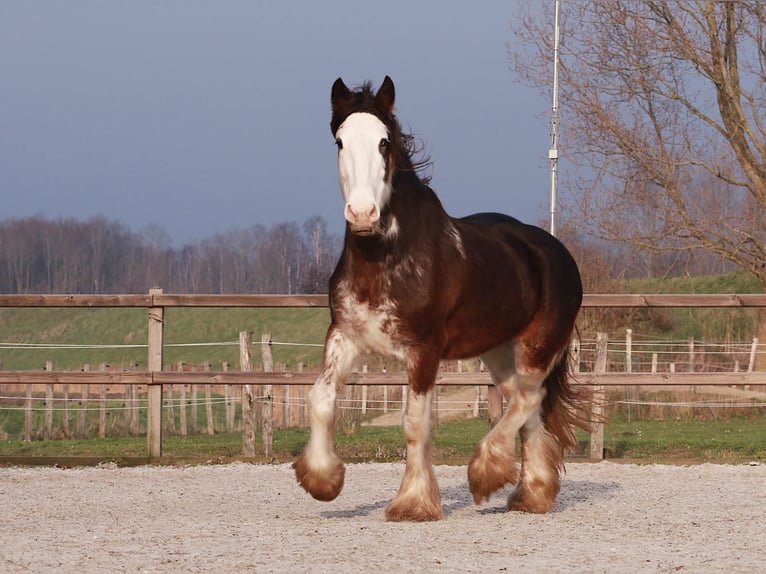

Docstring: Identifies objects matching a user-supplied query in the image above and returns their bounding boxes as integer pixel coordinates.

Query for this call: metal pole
[549,0,561,236]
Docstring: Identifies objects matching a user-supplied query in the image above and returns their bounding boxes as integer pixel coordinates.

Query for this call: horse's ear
[331,78,352,112]
[375,76,395,113]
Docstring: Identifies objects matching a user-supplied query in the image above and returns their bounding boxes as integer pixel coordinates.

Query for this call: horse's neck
[390,173,447,231]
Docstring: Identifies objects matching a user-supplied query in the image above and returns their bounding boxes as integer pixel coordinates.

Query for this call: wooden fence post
[98,363,107,438]
[240,331,255,457]
[689,337,695,373]
[24,384,32,442]
[204,363,215,435]
[178,362,188,437]
[486,386,502,429]
[147,287,164,459]
[223,361,236,433]
[77,365,90,438]
[625,329,634,422]
[166,384,177,435]
[44,361,53,440]
[747,337,758,373]
[590,332,607,460]
[261,334,274,458]
[297,363,307,427]
[62,382,70,439]
[190,381,199,434]
[126,362,139,436]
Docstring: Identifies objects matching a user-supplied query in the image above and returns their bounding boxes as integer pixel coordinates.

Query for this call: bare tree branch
[509,0,766,288]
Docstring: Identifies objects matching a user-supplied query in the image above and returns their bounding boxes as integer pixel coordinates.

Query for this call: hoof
[293,450,345,502]
[385,497,444,522]
[507,478,559,514]
[467,442,518,504]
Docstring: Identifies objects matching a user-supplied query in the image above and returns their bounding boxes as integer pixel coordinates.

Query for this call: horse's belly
[442,305,528,360]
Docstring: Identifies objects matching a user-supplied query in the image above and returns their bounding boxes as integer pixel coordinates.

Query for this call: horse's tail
[541,343,593,457]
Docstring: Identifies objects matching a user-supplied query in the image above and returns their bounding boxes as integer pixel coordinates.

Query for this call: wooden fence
[1,290,765,460]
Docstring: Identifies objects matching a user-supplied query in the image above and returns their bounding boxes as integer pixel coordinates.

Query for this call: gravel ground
[1,461,764,573]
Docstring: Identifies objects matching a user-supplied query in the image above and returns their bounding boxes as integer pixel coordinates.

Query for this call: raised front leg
[294,327,357,502]
[386,353,443,521]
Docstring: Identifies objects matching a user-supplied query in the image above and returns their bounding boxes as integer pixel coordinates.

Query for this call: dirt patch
[1,461,764,572]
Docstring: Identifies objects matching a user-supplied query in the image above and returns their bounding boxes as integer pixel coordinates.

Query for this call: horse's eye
[379,138,390,153]
[335,138,343,150]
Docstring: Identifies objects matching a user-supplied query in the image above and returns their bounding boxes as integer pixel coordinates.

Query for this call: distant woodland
[0,216,340,294]
[0,213,745,298]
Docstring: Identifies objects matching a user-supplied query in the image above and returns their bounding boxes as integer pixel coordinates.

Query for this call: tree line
[0,211,739,297]
[0,215,340,294]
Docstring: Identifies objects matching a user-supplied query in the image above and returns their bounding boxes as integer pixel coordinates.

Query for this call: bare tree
[0,215,341,295]
[510,0,766,349]
[301,216,338,293]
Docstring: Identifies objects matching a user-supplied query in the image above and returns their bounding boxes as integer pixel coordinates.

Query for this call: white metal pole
[549,0,561,236]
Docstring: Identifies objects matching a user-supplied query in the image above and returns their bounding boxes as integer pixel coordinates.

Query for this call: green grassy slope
[0,272,761,371]
[0,307,330,370]
[586,271,761,341]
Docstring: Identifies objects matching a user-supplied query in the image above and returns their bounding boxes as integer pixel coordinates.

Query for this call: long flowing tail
[541,345,593,456]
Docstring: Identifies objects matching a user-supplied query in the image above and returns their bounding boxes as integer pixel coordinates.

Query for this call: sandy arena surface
[1,461,764,573]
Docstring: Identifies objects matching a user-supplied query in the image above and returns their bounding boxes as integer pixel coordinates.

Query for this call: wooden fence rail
[1,291,765,459]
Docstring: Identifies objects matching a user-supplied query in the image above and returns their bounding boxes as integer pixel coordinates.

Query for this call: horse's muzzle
[349,224,378,237]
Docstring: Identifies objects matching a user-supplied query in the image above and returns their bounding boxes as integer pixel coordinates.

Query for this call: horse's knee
[293,449,345,501]
[467,439,518,504]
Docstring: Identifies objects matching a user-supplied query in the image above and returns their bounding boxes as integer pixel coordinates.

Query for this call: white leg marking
[306,328,357,463]
[386,387,443,521]
[519,410,557,486]
[295,327,358,501]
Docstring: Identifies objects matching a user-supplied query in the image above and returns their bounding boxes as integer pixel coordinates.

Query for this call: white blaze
[335,112,392,232]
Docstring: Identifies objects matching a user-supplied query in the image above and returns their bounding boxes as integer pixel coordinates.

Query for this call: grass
[594,418,766,460]
[606,271,761,342]
[1,271,764,465]
[0,306,331,370]
[0,271,761,372]
[1,416,764,466]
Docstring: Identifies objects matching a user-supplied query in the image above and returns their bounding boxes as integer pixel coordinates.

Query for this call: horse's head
[330,76,397,236]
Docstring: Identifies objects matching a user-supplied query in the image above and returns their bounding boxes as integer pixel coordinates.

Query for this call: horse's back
[457,212,580,290]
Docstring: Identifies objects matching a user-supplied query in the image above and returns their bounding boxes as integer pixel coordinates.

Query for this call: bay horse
[293,76,589,521]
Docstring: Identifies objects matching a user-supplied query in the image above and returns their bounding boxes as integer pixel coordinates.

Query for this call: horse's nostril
[346,203,379,223]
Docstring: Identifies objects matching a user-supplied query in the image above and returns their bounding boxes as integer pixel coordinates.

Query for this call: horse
[293,76,590,521]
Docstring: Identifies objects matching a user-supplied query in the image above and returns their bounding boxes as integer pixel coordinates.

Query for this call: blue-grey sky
[1,1,552,245]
